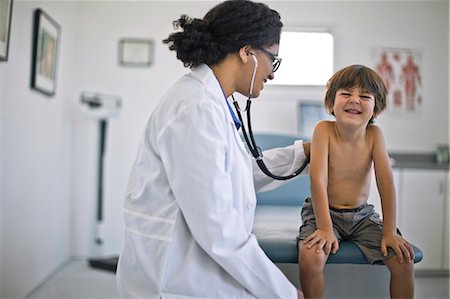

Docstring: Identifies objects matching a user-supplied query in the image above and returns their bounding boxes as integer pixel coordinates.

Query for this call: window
[269,31,334,86]
[297,101,333,139]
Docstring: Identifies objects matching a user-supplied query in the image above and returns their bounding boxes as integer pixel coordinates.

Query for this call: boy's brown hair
[324,64,387,123]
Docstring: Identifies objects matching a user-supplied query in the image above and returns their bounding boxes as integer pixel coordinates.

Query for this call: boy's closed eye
[360,94,374,100]
[339,91,374,101]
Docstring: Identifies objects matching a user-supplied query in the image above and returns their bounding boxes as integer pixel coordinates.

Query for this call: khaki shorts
[297,197,400,265]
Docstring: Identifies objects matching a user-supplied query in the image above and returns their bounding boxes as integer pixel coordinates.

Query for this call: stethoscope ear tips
[244,50,258,63]
[251,53,257,64]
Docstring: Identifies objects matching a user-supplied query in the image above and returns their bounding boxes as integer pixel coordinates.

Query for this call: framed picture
[118,38,154,67]
[31,8,60,96]
[297,100,332,139]
[0,0,13,61]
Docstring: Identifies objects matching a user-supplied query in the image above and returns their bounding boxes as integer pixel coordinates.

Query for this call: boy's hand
[381,232,415,263]
[304,229,339,255]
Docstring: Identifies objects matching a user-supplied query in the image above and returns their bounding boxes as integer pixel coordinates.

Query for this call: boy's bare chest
[328,139,373,179]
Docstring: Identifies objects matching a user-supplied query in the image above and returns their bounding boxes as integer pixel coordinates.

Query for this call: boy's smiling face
[331,87,376,128]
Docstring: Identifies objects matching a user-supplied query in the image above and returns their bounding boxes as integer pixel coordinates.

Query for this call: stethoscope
[231,52,309,180]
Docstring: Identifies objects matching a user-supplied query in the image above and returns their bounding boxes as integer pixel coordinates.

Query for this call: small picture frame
[0,0,13,61]
[118,38,154,67]
[297,101,332,139]
[31,8,60,96]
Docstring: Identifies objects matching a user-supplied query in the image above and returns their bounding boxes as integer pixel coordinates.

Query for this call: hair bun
[164,15,218,68]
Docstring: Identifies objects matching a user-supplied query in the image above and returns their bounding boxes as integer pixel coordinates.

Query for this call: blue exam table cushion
[253,205,423,264]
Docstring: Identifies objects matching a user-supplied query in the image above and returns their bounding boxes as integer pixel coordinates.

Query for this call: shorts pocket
[300,198,315,222]
[368,212,382,225]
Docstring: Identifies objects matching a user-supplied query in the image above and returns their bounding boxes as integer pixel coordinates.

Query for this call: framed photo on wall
[0,0,13,61]
[31,8,60,96]
[118,38,154,67]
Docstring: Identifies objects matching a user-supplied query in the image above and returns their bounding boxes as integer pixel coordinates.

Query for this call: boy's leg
[384,255,415,299]
[298,241,328,299]
[347,204,415,299]
[298,198,341,299]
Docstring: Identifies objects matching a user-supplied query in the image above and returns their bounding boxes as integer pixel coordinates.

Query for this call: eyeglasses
[259,48,282,73]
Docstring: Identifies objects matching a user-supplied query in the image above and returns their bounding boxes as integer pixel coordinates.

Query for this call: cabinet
[398,169,447,270]
[367,169,401,221]
[444,186,449,270]
[368,168,448,270]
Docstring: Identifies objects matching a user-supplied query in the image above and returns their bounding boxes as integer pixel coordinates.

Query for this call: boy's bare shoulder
[366,123,384,136]
[315,119,335,130]
[367,123,381,130]
[313,120,335,137]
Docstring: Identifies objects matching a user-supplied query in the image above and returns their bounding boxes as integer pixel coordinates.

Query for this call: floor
[27,260,118,299]
[27,259,449,299]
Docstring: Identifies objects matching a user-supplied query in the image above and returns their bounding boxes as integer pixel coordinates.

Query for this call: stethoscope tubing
[231,52,309,180]
[233,98,309,180]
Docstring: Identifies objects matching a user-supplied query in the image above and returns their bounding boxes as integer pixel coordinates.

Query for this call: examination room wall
[447,0,450,273]
[70,0,449,259]
[0,1,80,298]
[252,1,449,151]
[0,1,448,298]
[0,53,4,295]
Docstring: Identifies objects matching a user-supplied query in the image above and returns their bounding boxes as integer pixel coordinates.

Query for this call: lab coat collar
[190,64,223,99]
[190,64,237,127]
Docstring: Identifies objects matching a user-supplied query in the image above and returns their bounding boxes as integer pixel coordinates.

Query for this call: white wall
[0,1,448,298]
[255,1,449,151]
[0,39,5,297]
[0,1,79,298]
[69,0,448,258]
[447,0,450,272]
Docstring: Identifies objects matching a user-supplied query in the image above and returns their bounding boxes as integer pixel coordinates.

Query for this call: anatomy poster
[373,48,423,114]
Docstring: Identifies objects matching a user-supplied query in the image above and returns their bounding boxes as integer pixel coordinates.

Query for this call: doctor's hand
[303,228,339,255]
[297,289,304,299]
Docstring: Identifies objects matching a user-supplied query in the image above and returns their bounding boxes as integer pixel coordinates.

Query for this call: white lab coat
[116,64,308,299]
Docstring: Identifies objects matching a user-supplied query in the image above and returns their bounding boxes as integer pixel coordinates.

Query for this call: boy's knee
[386,257,415,276]
[299,246,327,274]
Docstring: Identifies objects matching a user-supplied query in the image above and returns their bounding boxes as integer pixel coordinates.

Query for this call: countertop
[389,153,449,170]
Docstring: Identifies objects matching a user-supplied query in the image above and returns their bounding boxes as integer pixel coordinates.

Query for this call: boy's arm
[372,126,414,263]
[305,121,339,255]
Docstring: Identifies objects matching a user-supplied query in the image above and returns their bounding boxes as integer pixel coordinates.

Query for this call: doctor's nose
[267,73,274,80]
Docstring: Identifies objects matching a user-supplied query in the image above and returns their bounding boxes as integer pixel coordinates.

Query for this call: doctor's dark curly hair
[163,0,283,68]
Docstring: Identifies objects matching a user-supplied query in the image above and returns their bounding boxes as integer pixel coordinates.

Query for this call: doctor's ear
[239,46,252,63]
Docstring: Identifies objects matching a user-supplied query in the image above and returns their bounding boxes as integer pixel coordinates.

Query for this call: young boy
[297,65,415,299]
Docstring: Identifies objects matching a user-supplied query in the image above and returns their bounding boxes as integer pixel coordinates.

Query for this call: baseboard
[24,258,72,298]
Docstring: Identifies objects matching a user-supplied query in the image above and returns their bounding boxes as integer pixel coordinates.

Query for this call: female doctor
[116,1,309,298]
